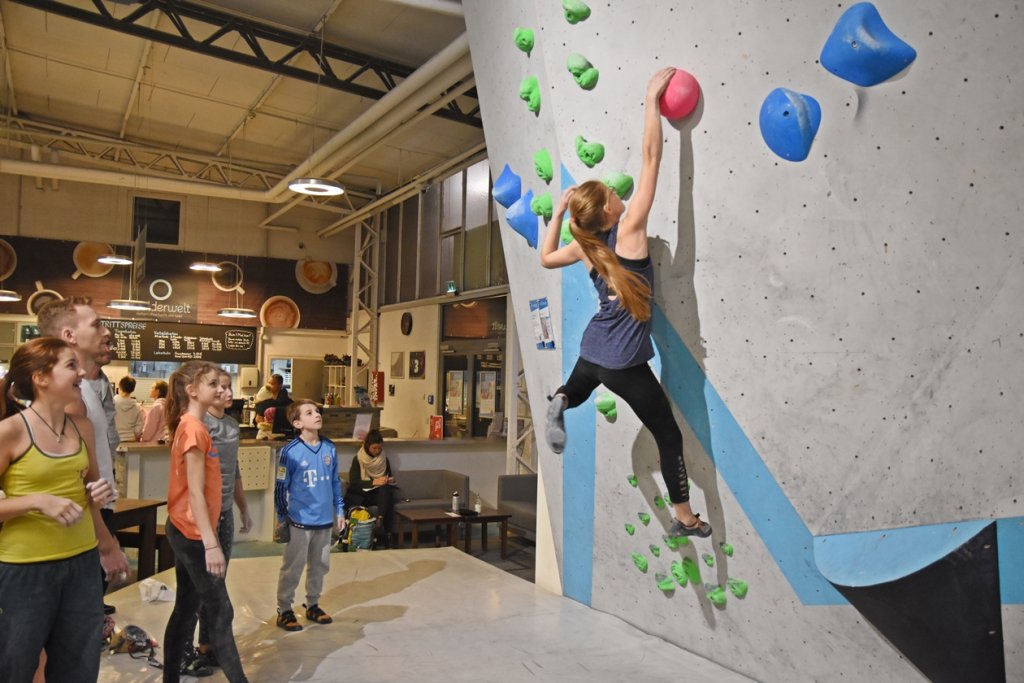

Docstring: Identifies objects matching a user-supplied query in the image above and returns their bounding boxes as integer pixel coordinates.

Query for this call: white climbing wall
[464,1,1023,680]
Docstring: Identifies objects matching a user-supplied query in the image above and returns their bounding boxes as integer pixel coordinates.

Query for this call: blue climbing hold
[492,164,522,208]
[820,2,917,87]
[506,190,538,248]
[759,88,821,162]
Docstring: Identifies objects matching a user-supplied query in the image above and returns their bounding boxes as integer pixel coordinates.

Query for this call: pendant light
[107,298,151,311]
[0,288,21,302]
[190,259,222,272]
[107,224,152,312]
[289,29,344,198]
[97,252,133,266]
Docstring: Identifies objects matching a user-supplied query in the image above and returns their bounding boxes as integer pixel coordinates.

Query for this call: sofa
[341,468,470,532]
[497,473,537,540]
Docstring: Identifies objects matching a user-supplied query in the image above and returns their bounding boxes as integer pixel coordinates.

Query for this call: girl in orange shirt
[162,361,248,683]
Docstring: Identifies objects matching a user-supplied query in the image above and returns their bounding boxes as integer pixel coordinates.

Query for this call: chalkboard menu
[103,319,257,365]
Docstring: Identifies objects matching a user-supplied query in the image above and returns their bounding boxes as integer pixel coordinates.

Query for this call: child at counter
[273,399,345,632]
[162,361,248,683]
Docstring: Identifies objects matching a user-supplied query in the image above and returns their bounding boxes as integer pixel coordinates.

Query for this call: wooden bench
[115,524,175,572]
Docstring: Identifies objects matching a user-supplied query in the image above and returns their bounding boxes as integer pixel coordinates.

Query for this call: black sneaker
[545,394,567,454]
[180,648,213,677]
[669,514,713,538]
[276,609,303,632]
[103,603,116,615]
[196,648,219,669]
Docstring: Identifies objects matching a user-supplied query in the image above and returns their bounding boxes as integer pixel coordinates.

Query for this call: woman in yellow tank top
[0,337,130,683]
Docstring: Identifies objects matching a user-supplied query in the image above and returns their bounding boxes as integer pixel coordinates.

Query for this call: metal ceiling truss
[347,215,380,404]
[0,115,375,205]
[11,0,482,128]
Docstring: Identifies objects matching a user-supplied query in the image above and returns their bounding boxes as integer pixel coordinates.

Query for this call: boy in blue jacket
[274,399,345,631]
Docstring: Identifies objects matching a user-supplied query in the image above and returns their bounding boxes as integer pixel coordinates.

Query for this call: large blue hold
[759,88,822,162]
[820,2,917,87]
[492,163,522,208]
[505,190,538,248]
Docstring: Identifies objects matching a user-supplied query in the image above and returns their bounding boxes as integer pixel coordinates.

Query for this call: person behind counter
[140,380,169,443]
[345,430,396,549]
[114,376,145,442]
[162,361,248,683]
[0,337,128,682]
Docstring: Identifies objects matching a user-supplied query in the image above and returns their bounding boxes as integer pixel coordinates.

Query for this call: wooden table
[111,498,165,580]
[395,507,512,559]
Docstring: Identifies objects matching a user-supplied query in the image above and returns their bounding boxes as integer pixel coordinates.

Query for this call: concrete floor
[99,548,755,682]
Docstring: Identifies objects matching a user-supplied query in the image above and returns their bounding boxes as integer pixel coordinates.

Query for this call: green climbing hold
[626,474,638,488]
[719,542,734,557]
[602,172,634,198]
[656,572,675,593]
[530,192,553,220]
[513,28,534,55]
[727,577,749,598]
[663,534,688,551]
[670,560,688,587]
[560,218,574,245]
[595,393,616,420]
[624,523,635,536]
[653,495,665,510]
[566,53,599,90]
[631,552,648,573]
[519,76,540,114]
[638,512,651,526]
[649,544,660,558]
[533,149,553,184]
[575,135,605,168]
[706,585,727,606]
[562,0,591,24]
[681,556,701,584]
[702,553,715,568]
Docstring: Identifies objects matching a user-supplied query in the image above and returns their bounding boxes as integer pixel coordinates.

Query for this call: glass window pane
[464,223,488,291]
[384,206,400,305]
[489,219,507,286]
[464,159,489,233]
[440,232,463,291]
[442,171,463,233]
[400,196,418,302]
[418,183,440,298]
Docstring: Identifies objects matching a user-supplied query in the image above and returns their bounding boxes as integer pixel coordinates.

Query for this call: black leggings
[557,357,690,504]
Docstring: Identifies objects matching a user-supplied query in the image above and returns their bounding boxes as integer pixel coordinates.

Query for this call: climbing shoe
[304,603,333,624]
[276,609,303,632]
[669,514,712,538]
[545,394,567,454]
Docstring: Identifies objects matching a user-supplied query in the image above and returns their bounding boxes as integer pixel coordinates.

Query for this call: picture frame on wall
[390,351,405,379]
[409,351,426,379]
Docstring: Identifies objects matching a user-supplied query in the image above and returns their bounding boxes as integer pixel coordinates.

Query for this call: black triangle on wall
[831,522,1004,683]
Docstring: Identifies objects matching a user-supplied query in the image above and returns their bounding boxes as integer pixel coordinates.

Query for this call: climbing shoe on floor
[545,394,567,454]
[304,603,333,624]
[276,609,303,632]
[669,514,712,538]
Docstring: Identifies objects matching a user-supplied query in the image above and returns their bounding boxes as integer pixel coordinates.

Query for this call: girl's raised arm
[540,187,583,269]
[619,67,675,243]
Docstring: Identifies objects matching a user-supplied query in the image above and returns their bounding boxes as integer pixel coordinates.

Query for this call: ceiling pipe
[264,33,471,201]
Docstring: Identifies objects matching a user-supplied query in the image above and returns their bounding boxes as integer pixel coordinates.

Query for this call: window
[132,197,181,246]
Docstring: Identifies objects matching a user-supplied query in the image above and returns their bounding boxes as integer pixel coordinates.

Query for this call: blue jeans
[162,520,248,683]
[0,548,103,683]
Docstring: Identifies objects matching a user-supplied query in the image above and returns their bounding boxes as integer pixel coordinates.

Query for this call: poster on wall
[446,370,465,415]
[529,297,555,349]
[477,370,496,418]
[390,351,405,379]
[409,351,426,379]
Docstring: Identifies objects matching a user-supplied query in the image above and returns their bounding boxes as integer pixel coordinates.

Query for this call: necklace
[28,405,68,443]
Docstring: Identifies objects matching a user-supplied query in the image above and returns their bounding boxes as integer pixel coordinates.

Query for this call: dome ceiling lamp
[289,28,344,198]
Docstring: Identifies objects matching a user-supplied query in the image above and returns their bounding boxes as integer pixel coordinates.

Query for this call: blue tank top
[578,225,655,369]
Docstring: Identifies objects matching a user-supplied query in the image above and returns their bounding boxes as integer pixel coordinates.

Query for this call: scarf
[357,446,388,482]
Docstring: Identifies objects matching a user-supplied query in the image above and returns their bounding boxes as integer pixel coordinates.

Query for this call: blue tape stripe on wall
[560,164,596,605]
[998,517,1024,603]
[651,308,845,605]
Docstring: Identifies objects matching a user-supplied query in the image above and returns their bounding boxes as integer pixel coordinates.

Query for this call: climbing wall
[463,2,1023,681]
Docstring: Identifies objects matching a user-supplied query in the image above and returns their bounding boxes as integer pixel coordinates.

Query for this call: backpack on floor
[343,506,376,551]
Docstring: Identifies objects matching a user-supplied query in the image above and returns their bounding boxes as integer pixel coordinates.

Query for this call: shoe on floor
[180,648,213,677]
[304,603,333,624]
[276,609,303,632]
[196,647,219,669]
[545,394,567,454]
[103,603,116,615]
[669,514,712,538]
